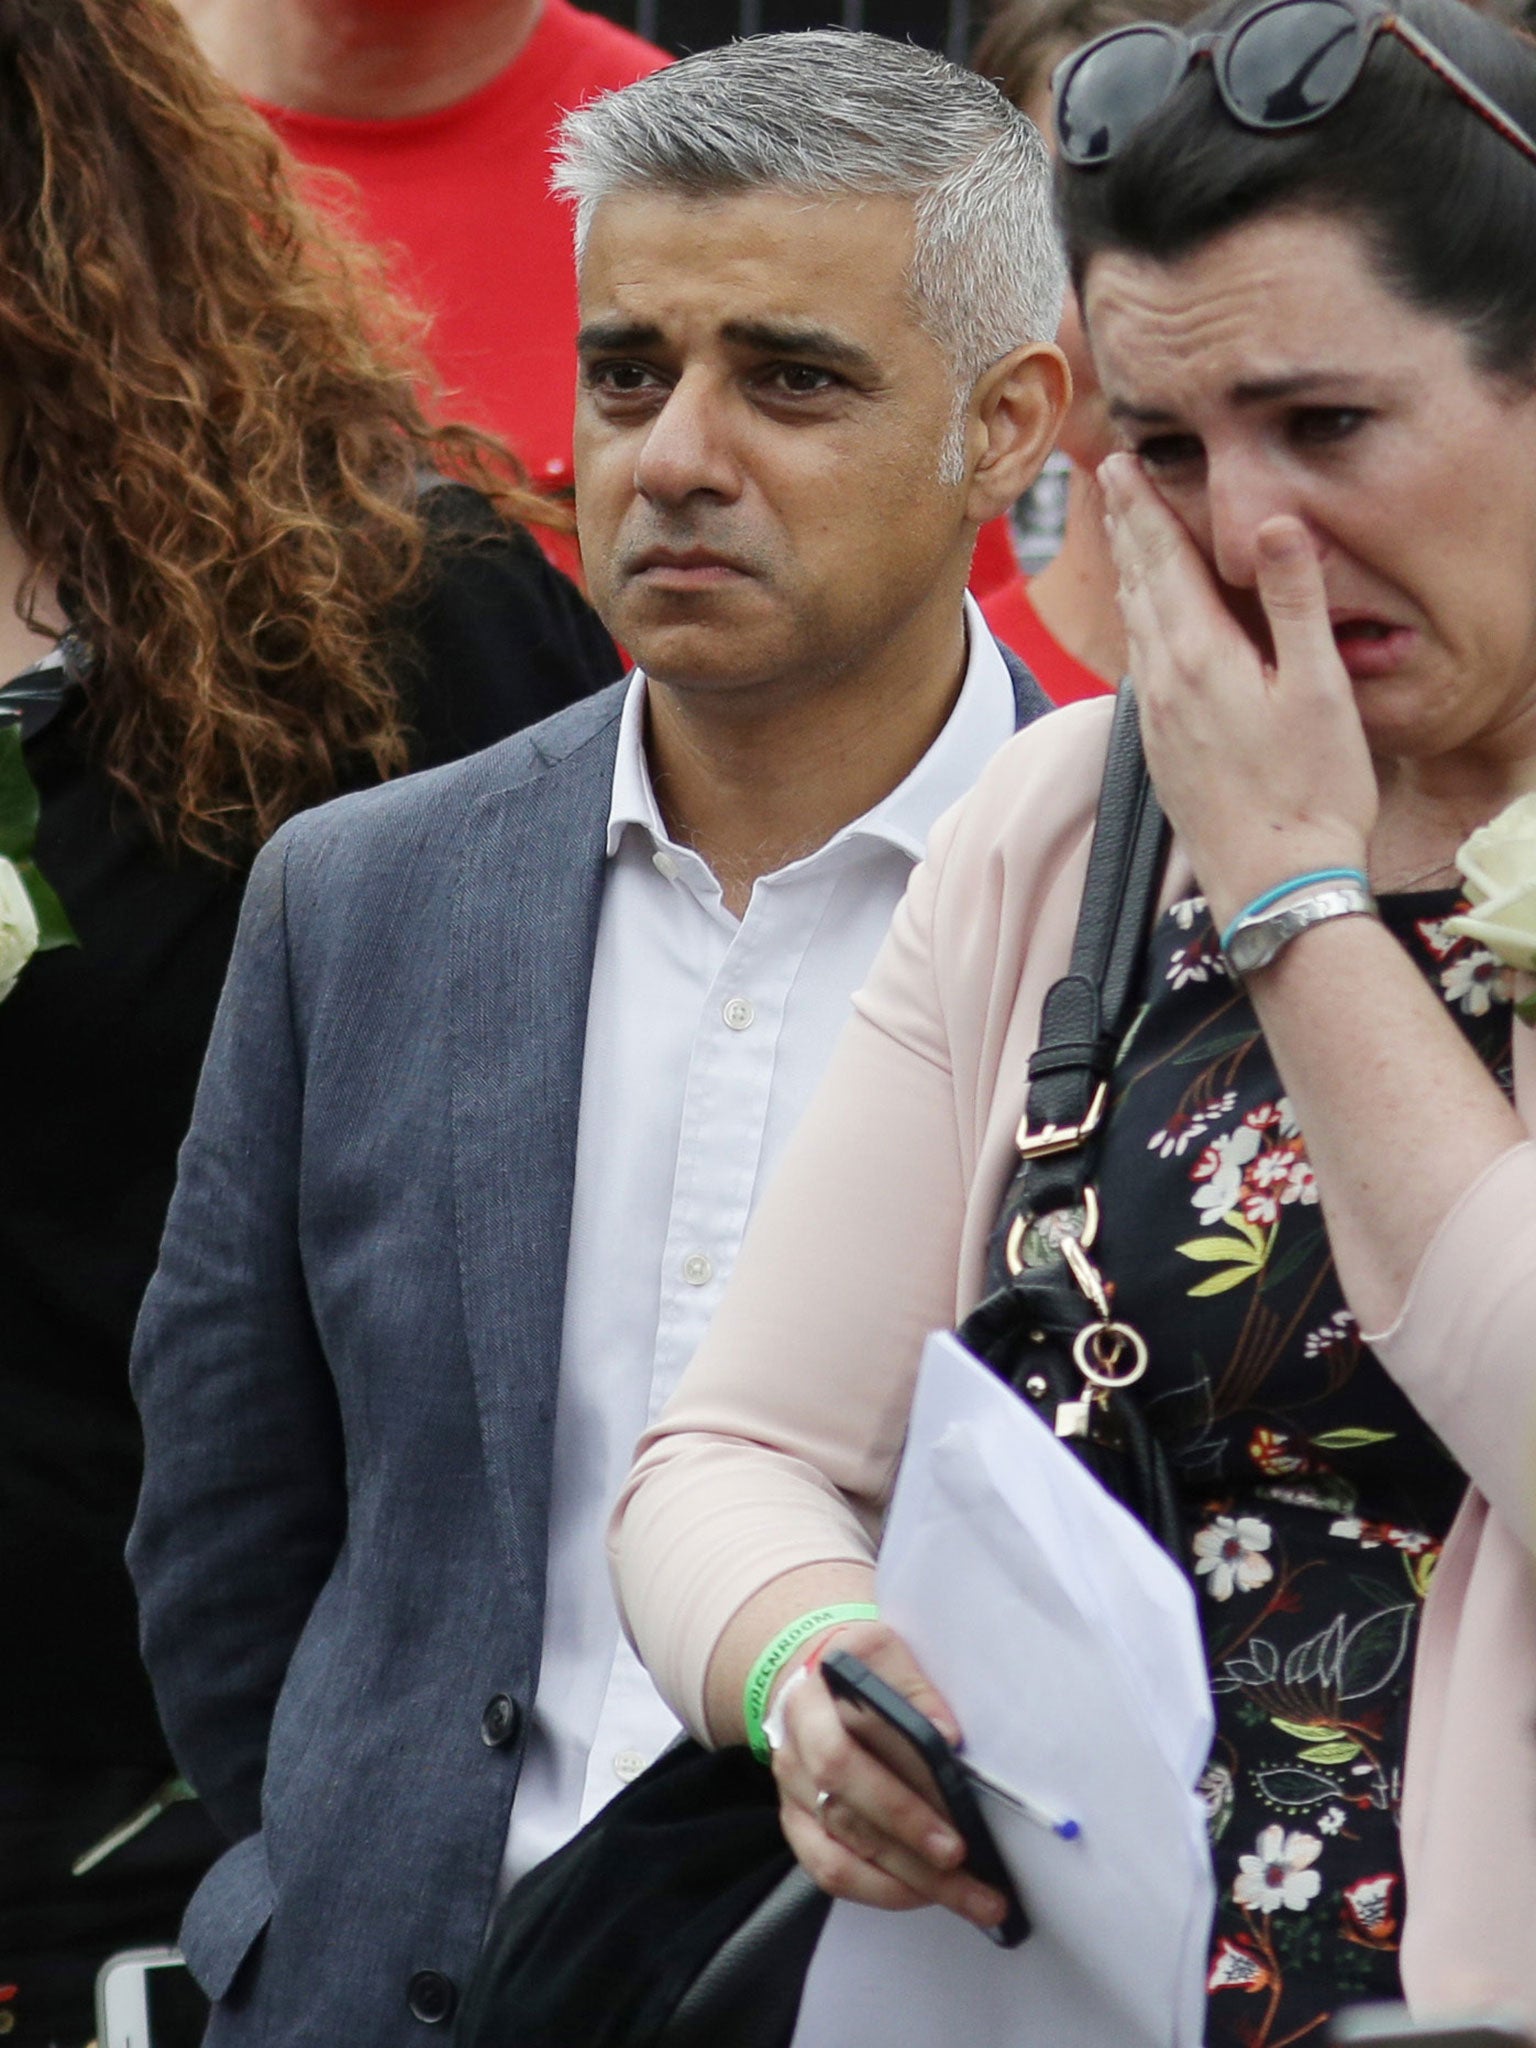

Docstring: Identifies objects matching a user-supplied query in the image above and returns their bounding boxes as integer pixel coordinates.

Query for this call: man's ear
[962,342,1072,527]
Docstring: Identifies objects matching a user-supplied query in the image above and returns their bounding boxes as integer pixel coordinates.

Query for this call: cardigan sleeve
[1366,1134,1536,1552]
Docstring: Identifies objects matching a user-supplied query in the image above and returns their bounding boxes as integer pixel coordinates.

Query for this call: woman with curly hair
[0,2,617,2037]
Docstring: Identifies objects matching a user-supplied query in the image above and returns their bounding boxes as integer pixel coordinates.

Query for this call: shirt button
[652,850,679,881]
[406,1971,457,2026]
[722,996,756,1031]
[613,1749,647,1783]
[681,1252,713,1287]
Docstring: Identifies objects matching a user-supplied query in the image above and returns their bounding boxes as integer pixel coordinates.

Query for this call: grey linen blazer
[127,648,1052,2048]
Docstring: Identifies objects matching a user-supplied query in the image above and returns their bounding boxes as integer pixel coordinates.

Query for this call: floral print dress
[1084,886,1513,2048]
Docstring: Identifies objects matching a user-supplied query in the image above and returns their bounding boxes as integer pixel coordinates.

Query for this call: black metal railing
[588,0,974,60]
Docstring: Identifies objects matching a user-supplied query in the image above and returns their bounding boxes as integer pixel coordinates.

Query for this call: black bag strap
[1011,683,1169,1223]
[963,686,1186,1562]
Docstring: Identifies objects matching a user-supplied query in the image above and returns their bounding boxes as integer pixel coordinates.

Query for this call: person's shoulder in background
[981,576,1114,708]
[543,0,671,91]
[392,482,624,774]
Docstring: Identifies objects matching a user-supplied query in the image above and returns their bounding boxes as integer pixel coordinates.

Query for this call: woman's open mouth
[1330,614,1417,680]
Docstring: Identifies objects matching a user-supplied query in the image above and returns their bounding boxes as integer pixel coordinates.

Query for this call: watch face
[1224,922,1273,977]
[1224,887,1372,979]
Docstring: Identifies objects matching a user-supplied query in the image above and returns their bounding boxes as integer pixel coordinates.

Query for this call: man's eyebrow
[576,319,664,354]
[576,315,882,380]
[1108,372,1374,425]
[720,320,880,377]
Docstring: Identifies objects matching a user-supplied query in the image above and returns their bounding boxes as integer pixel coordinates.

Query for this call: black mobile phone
[819,1646,1031,1949]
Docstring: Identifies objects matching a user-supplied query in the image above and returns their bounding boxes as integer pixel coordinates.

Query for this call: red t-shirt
[979,576,1115,707]
[257,1,668,491]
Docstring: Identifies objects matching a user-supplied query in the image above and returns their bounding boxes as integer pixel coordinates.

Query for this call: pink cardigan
[613,697,1536,2017]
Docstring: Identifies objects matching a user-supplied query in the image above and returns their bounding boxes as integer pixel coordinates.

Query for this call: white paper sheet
[790,1331,1215,2048]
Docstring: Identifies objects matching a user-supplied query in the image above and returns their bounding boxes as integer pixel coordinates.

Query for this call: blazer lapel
[997,637,1055,729]
[448,720,619,1623]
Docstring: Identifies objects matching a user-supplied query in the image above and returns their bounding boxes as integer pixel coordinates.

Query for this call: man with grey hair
[128,31,1068,2048]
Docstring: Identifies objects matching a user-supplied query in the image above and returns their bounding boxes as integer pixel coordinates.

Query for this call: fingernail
[968,1887,1005,1925]
[1257,518,1307,564]
[927,1827,963,1865]
[1102,450,1138,500]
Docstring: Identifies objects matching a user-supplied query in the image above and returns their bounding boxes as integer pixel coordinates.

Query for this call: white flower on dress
[1440,948,1516,1016]
[1206,1935,1271,1992]
[1232,1825,1324,1914]
[1148,1090,1237,1161]
[1416,913,1461,962]
[1303,1309,1358,1360]
[1169,895,1207,930]
[1329,1515,1433,1553]
[1168,940,1217,989]
[1190,1123,1264,1223]
[1192,1515,1274,1599]
[1247,1149,1295,1194]
[1318,1805,1347,1836]
[1237,1143,1318,1226]
[1342,1871,1400,1943]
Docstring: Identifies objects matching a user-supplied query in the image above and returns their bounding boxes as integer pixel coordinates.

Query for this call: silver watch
[1222,882,1377,977]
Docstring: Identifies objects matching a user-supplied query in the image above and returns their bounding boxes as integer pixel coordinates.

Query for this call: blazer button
[480,1693,522,1748]
[406,1971,457,2026]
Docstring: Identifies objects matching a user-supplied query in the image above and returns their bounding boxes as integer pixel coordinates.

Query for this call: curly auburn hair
[0,0,558,859]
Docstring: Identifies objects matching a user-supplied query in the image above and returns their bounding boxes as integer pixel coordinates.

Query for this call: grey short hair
[553,30,1066,399]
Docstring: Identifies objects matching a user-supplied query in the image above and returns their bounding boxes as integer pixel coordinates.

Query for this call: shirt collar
[606,667,667,856]
[605,593,1015,865]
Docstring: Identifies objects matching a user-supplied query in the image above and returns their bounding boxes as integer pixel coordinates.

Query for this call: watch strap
[1223,881,1377,976]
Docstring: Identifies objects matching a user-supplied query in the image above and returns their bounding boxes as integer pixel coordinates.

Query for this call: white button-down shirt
[499,598,1017,1890]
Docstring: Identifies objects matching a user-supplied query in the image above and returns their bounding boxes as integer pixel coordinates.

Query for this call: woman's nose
[632,372,742,508]
[1203,455,1306,592]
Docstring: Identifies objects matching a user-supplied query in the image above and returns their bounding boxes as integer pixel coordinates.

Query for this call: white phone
[1331,2004,1535,2047]
[95,1948,210,2048]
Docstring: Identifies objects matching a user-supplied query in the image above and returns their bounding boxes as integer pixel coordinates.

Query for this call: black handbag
[459,685,1176,2048]
[458,1738,825,2048]
[958,682,1184,1563]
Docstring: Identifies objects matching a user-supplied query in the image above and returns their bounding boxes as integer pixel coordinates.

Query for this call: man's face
[574,189,976,700]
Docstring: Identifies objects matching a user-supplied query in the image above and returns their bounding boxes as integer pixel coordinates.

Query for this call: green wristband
[743,1603,880,1763]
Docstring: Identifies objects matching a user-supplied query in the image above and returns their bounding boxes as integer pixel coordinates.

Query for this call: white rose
[0,853,39,1000]
[1447,794,1536,973]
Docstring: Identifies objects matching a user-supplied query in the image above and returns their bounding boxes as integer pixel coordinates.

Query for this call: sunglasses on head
[1052,0,1536,171]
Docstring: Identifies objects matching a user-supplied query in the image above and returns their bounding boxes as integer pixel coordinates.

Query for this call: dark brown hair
[0,0,556,858]
[1057,0,1536,383]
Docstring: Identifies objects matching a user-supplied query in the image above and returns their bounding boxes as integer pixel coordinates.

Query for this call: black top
[1094,885,1508,2040]
[0,487,620,1766]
